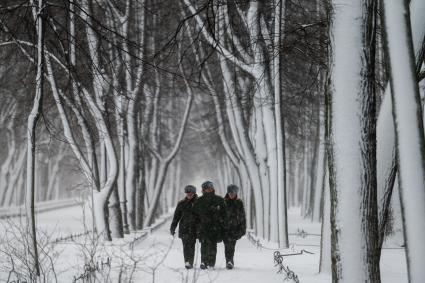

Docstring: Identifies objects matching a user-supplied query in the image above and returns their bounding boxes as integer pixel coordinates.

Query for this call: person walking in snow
[194,181,226,269]
[170,185,198,269]
[223,184,246,269]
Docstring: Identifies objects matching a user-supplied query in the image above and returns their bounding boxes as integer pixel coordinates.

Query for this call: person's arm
[220,198,228,231]
[193,199,201,239]
[239,200,247,236]
[170,202,183,235]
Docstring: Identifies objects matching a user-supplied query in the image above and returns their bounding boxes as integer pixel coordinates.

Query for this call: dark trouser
[224,239,237,263]
[200,238,217,267]
[182,238,196,265]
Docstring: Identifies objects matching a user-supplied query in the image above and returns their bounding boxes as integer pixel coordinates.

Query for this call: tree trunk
[312,105,326,222]
[319,165,331,273]
[381,0,425,281]
[328,0,380,281]
[109,184,124,238]
[136,143,146,229]
[301,139,310,217]
[376,0,425,249]
[116,94,130,234]
[274,0,289,247]
[144,75,193,226]
[26,0,46,275]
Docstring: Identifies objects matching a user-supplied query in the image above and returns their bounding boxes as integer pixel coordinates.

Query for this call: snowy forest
[0,0,424,282]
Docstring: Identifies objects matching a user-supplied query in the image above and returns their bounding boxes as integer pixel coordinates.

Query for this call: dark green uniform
[194,191,226,267]
[170,194,198,266]
[223,193,246,265]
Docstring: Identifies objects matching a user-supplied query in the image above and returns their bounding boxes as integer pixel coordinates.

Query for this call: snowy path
[0,205,407,282]
[110,210,406,283]
[131,219,307,283]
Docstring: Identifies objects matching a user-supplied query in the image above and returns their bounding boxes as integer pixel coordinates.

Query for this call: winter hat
[184,185,196,193]
[201,181,214,191]
[227,184,239,194]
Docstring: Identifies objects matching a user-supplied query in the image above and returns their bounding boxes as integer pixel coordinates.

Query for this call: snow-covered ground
[0,204,407,282]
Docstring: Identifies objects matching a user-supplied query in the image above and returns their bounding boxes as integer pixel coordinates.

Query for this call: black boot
[185,262,192,269]
[226,260,234,270]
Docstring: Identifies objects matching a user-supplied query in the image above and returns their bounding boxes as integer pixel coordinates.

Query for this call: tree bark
[376,0,425,249]
[381,0,425,281]
[26,0,46,275]
[328,0,381,281]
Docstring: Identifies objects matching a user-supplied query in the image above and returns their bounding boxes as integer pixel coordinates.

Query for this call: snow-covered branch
[182,0,253,74]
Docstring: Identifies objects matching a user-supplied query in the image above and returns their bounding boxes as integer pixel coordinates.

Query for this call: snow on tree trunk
[274,0,289,247]
[26,0,45,275]
[108,184,124,238]
[320,78,332,275]
[381,0,425,281]
[119,118,129,234]
[376,92,397,246]
[46,57,93,181]
[313,109,325,222]
[221,60,265,237]
[249,81,272,240]
[328,0,380,281]
[376,0,425,244]
[144,164,168,225]
[319,166,331,273]
[308,110,321,220]
[260,93,279,242]
[120,0,145,232]
[143,70,193,226]
[136,144,146,229]
[84,94,119,240]
[251,16,279,241]
[126,99,139,231]
[183,0,289,242]
[190,26,257,228]
[409,0,425,63]
[147,86,160,201]
[301,140,310,217]
[164,163,172,209]
[293,159,300,207]
[80,0,122,240]
[115,91,130,235]
[278,116,289,246]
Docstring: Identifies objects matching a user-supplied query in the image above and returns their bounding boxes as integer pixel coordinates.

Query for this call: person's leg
[186,238,196,266]
[207,240,217,267]
[200,239,209,267]
[182,238,196,266]
[224,239,236,269]
[228,240,236,264]
[224,239,231,263]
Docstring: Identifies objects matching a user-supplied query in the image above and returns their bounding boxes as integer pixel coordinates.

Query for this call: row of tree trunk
[318,0,425,282]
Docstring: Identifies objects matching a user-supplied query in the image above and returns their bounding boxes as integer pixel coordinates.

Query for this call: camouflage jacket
[170,194,198,240]
[193,191,226,242]
[224,194,246,240]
